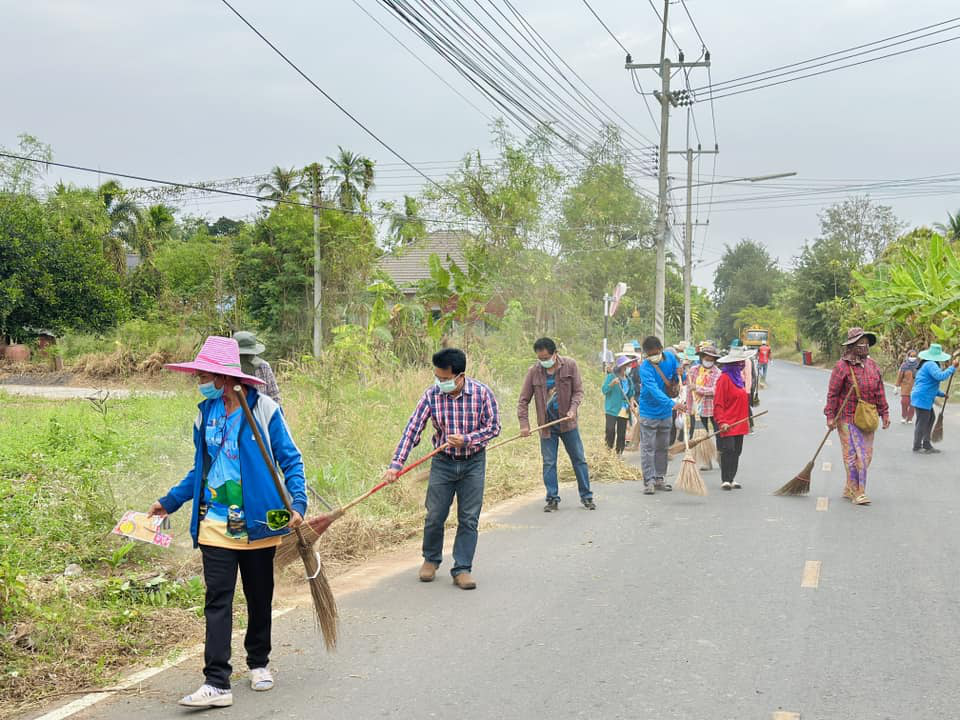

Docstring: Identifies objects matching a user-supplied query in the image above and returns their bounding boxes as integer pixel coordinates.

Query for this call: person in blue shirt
[635,336,683,494]
[602,355,635,455]
[910,343,958,453]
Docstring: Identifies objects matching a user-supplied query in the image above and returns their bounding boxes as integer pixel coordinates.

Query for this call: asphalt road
[41,361,960,720]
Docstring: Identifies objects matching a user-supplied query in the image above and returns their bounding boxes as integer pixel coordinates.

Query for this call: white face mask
[701,359,715,368]
[647,353,663,364]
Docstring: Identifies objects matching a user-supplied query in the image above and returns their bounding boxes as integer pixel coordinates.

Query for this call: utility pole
[669,143,718,342]
[308,163,323,359]
[625,0,709,340]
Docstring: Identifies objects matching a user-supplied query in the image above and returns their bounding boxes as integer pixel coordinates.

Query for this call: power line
[580,0,631,56]
[698,15,960,92]
[217,0,448,197]
[701,33,960,101]
[348,0,494,122]
[679,0,706,49]
[646,0,682,53]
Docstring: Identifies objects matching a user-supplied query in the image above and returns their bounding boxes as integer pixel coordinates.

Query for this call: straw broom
[774,387,853,496]
[234,386,339,650]
[691,412,717,469]
[276,417,571,568]
[931,369,955,444]
[675,414,707,496]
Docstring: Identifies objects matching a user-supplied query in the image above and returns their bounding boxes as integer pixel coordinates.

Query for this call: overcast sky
[3,0,958,290]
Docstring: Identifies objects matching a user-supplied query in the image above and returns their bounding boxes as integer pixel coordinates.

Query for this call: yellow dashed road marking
[772,712,801,720]
[816,497,829,512]
[801,561,822,588]
[822,461,832,471]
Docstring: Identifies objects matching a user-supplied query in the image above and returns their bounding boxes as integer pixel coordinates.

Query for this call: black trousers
[716,435,744,484]
[200,544,276,690]
[605,414,628,454]
[914,407,935,450]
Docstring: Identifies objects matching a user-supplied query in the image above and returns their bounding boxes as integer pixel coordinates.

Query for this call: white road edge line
[31,607,295,720]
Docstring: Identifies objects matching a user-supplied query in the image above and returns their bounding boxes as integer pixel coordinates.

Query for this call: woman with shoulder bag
[823,328,890,506]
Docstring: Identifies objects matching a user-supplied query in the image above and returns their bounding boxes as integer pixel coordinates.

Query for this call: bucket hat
[684,346,699,361]
[165,336,265,385]
[919,343,952,362]
[841,327,877,346]
[698,344,722,359]
[614,355,633,369]
[718,345,757,364]
[233,331,266,356]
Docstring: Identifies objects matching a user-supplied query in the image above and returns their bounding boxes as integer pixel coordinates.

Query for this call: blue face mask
[539,357,556,369]
[434,376,459,394]
[198,381,224,400]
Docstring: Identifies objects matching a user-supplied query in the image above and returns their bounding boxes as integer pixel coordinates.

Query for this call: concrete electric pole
[669,144,718,342]
[625,0,709,340]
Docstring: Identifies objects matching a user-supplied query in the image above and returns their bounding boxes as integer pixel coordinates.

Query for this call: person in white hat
[148,336,307,707]
[714,345,754,490]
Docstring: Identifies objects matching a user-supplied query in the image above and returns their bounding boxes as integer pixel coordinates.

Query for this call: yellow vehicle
[740,325,770,348]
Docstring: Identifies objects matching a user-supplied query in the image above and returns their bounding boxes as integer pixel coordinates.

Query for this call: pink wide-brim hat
[164,336,265,385]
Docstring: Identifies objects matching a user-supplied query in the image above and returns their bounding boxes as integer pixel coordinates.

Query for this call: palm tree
[98,180,140,273]
[256,166,304,204]
[934,210,960,241]
[137,204,177,257]
[327,147,374,211]
[388,195,426,246]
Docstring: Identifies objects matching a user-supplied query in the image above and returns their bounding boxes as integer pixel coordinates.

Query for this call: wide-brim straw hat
[165,336,265,385]
[233,331,266,356]
[841,327,877,346]
[919,343,951,362]
[684,346,698,361]
[616,342,639,358]
[698,344,722,359]
[717,345,756,364]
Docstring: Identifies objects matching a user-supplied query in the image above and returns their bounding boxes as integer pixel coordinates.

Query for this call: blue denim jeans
[540,427,591,502]
[423,451,485,577]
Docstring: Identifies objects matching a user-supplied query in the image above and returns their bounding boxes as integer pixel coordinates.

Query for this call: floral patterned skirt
[837,421,874,496]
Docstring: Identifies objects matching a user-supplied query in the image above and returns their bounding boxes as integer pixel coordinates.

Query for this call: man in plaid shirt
[383,348,500,590]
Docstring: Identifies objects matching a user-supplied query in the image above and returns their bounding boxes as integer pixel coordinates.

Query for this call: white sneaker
[901,419,907,424]
[179,684,233,708]
[250,667,274,692]
[721,481,732,490]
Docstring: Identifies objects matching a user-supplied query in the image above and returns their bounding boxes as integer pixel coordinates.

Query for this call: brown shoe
[452,573,477,590]
[419,561,438,582]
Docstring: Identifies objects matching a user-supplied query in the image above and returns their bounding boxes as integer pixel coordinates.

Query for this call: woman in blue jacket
[910,343,958,453]
[148,336,307,708]
[603,355,635,454]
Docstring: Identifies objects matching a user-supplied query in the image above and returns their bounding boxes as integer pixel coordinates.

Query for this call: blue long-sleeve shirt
[636,350,680,420]
[911,361,955,410]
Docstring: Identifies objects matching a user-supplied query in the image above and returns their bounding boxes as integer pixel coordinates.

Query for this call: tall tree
[385,195,426,247]
[256,166,304,204]
[327,147,373,211]
[818,196,904,263]
[711,239,783,343]
[0,133,52,194]
[98,180,140,273]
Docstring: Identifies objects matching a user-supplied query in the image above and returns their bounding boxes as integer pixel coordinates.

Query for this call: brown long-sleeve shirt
[517,356,584,438]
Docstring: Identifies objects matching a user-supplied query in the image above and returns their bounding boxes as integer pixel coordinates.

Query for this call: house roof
[377,231,468,288]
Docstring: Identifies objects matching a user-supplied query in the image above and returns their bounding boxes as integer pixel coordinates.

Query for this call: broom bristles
[675,455,708,496]
[932,416,944,444]
[298,540,338,650]
[774,461,814,496]
[691,426,716,467]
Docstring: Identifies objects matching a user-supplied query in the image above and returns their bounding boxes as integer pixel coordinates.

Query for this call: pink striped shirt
[390,378,501,470]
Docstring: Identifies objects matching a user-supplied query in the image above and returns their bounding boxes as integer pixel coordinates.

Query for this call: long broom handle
[234,385,311,547]
[800,385,858,463]
[338,443,450,514]
[936,368,955,424]
[334,418,569,518]
[689,410,769,447]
